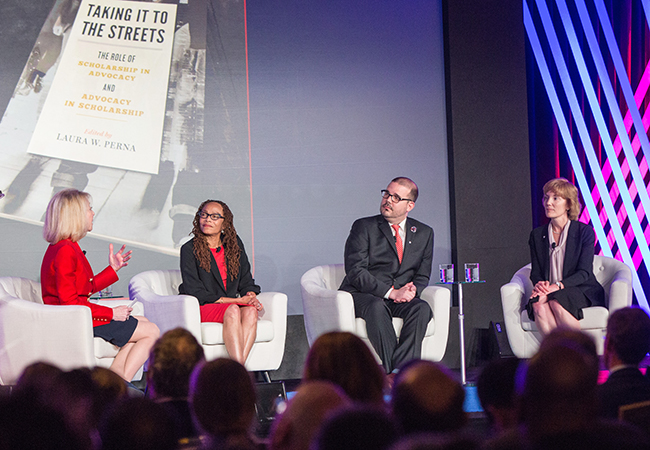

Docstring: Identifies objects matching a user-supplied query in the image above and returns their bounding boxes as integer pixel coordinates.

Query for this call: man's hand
[390,282,417,303]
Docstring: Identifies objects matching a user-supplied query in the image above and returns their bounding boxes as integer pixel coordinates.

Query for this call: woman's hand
[243,291,263,311]
[109,244,132,272]
[112,305,132,321]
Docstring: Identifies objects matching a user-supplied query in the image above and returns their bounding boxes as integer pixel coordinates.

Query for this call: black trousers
[352,293,433,373]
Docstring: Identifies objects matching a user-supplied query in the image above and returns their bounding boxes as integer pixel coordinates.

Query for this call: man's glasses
[197,211,224,221]
[381,190,413,204]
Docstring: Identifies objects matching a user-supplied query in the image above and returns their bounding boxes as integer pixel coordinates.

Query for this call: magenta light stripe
[579,61,650,249]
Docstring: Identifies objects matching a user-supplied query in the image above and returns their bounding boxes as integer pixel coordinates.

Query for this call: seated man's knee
[415,300,433,318]
[365,299,391,321]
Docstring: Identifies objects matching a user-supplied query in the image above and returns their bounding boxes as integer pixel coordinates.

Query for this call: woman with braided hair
[179,200,262,365]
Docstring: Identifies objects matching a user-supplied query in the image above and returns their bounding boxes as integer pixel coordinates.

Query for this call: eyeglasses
[197,211,224,221]
[381,190,413,204]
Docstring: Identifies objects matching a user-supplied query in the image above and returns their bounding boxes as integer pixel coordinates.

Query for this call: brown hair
[543,178,581,221]
[190,200,241,280]
[43,189,91,244]
[190,359,256,436]
[148,328,205,398]
[303,332,385,405]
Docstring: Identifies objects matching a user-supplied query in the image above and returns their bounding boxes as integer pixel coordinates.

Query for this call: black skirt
[93,316,139,347]
[526,286,592,322]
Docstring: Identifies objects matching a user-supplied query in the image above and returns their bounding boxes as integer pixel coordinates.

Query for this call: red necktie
[392,224,403,263]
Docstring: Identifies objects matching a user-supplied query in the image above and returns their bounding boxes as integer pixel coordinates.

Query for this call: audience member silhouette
[269,380,351,450]
[303,331,386,405]
[476,358,521,435]
[190,358,262,450]
[487,332,650,450]
[91,366,128,404]
[46,368,105,449]
[12,361,63,405]
[100,397,177,450]
[0,394,85,450]
[391,359,466,435]
[147,327,205,441]
[313,405,398,450]
[599,307,650,419]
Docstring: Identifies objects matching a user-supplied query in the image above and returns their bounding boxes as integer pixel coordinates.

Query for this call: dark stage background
[0,0,541,377]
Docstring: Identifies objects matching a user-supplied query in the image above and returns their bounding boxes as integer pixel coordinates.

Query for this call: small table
[437,280,485,385]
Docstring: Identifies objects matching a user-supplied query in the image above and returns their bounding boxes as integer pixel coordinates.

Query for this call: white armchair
[128,270,287,374]
[500,255,633,358]
[300,264,451,363]
[0,277,144,385]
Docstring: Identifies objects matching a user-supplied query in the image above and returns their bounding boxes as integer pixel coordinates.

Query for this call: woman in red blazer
[41,189,160,381]
[179,200,262,365]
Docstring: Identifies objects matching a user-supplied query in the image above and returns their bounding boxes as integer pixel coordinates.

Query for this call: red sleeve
[51,244,115,322]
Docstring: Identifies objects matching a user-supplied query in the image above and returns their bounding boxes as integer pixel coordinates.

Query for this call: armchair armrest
[607,266,633,313]
[0,299,95,385]
[420,285,450,361]
[300,281,356,346]
[256,292,288,370]
[129,281,202,343]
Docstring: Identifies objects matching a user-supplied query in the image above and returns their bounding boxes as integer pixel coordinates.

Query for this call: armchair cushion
[300,264,450,362]
[129,270,287,372]
[500,255,633,358]
[0,277,143,384]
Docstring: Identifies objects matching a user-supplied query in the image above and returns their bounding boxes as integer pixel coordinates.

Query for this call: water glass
[439,264,454,283]
[464,263,480,282]
[100,285,113,297]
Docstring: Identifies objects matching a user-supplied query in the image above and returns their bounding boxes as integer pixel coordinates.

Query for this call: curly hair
[190,200,241,280]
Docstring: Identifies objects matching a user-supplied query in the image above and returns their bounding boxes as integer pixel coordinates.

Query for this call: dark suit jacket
[339,215,433,298]
[529,220,605,307]
[41,239,118,327]
[179,236,260,306]
[598,367,650,419]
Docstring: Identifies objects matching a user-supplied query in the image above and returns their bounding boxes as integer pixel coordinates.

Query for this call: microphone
[83,250,87,255]
[551,242,557,251]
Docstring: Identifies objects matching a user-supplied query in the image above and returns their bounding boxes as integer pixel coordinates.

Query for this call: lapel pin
[411,226,417,233]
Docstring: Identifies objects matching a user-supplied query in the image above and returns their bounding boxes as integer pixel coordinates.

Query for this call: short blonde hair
[43,189,91,244]
[543,178,581,221]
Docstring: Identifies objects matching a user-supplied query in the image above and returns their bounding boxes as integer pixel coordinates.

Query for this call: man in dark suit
[599,307,650,419]
[339,177,433,373]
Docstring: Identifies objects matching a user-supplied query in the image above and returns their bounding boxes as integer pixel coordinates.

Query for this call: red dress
[199,247,249,322]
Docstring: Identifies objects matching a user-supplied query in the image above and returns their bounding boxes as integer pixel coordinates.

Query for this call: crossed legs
[533,298,580,336]
[222,304,258,365]
[110,316,160,381]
